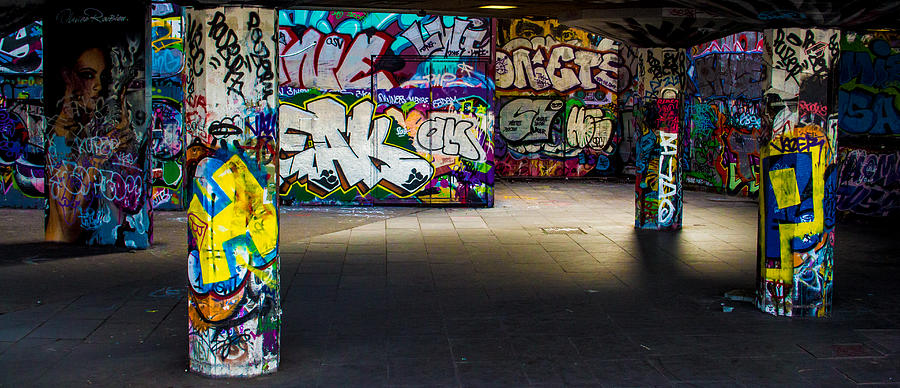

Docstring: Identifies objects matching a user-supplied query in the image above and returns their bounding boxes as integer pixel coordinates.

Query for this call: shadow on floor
[0,242,132,266]
[632,228,685,278]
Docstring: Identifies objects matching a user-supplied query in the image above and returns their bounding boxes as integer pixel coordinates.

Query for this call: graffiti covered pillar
[184,7,280,376]
[757,28,840,317]
[150,3,185,210]
[43,6,152,248]
[634,48,685,230]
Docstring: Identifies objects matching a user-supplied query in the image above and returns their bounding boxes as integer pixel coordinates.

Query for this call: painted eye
[77,71,96,80]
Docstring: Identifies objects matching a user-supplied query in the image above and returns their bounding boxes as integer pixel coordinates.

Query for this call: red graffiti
[799,100,827,119]
[657,98,680,133]
[278,28,397,90]
[184,95,207,124]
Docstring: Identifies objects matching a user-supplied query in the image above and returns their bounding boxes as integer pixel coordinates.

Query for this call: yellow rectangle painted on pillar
[768,168,801,209]
[200,252,233,284]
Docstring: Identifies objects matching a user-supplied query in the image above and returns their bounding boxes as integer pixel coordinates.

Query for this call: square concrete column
[757,28,840,317]
[634,48,686,230]
[43,5,153,248]
[184,7,280,376]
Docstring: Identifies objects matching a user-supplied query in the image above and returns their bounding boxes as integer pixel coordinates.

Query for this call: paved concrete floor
[0,180,898,387]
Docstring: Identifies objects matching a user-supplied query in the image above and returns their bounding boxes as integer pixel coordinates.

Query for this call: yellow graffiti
[505,18,594,45]
[760,125,829,286]
[768,168,801,209]
[189,154,278,285]
[151,17,183,52]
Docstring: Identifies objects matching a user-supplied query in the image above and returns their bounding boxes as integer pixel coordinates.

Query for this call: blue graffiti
[838,90,900,135]
[763,152,814,261]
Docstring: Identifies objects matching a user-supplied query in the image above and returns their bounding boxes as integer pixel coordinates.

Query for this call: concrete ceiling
[1,0,898,47]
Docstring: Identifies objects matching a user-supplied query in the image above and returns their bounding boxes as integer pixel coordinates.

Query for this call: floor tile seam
[21,291,108,341]
[830,366,867,385]
[140,293,187,344]
[645,356,739,384]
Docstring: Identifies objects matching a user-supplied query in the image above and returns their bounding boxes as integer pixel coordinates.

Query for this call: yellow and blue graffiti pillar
[758,28,840,317]
[184,7,280,376]
[634,48,686,230]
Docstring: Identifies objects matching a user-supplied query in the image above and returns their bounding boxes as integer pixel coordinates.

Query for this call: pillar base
[190,360,278,378]
[634,224,682,231]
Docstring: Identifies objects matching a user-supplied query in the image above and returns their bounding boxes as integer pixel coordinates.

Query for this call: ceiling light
[479,5,518,9]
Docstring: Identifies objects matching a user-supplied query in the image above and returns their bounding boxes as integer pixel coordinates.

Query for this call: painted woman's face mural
[43,5,151,248]
[65,47,105,111]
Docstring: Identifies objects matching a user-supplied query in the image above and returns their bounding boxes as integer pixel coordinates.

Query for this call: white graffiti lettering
[415,113,485,161]
[376,93,430,106]
[79,205,111,230]
[279,97,434,197]
[399,17,489,57]
[48,161,144,208]
[658,131,678,225]
[74,136,119,157]
[496,36,623,93]
[566,105,612,149]
[279,29,395,90]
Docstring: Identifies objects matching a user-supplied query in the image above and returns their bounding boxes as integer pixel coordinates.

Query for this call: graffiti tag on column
[279,96,434,198]
[657,98,679,225]
[771,28,836,84]
[207,11,246,98]
[184,12,205,97]
[645,49,684,80]
[658,131,678,225]
[769,131,825,154]
[657,98,680,131]
[246,11,274,101]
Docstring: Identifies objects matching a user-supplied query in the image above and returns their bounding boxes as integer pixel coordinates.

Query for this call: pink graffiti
[799,100,827,119]
[278,29,396,90]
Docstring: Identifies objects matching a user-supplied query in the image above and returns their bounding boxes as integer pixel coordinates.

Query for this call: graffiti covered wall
[495,18,623,177]
[278,10,494,206]
[0,20,45,208]
[835,31,900,217]
[150,3,184,210]
[617,45,640,174]
[634,47,685,230]
[43,6,152,248]
[840,31,900,136]
[0,20,42,74]
[184,7,280,376]
[685,32,765,197]
[0,74,44,208]
[836,148,900,217]
[758,28,839,317]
